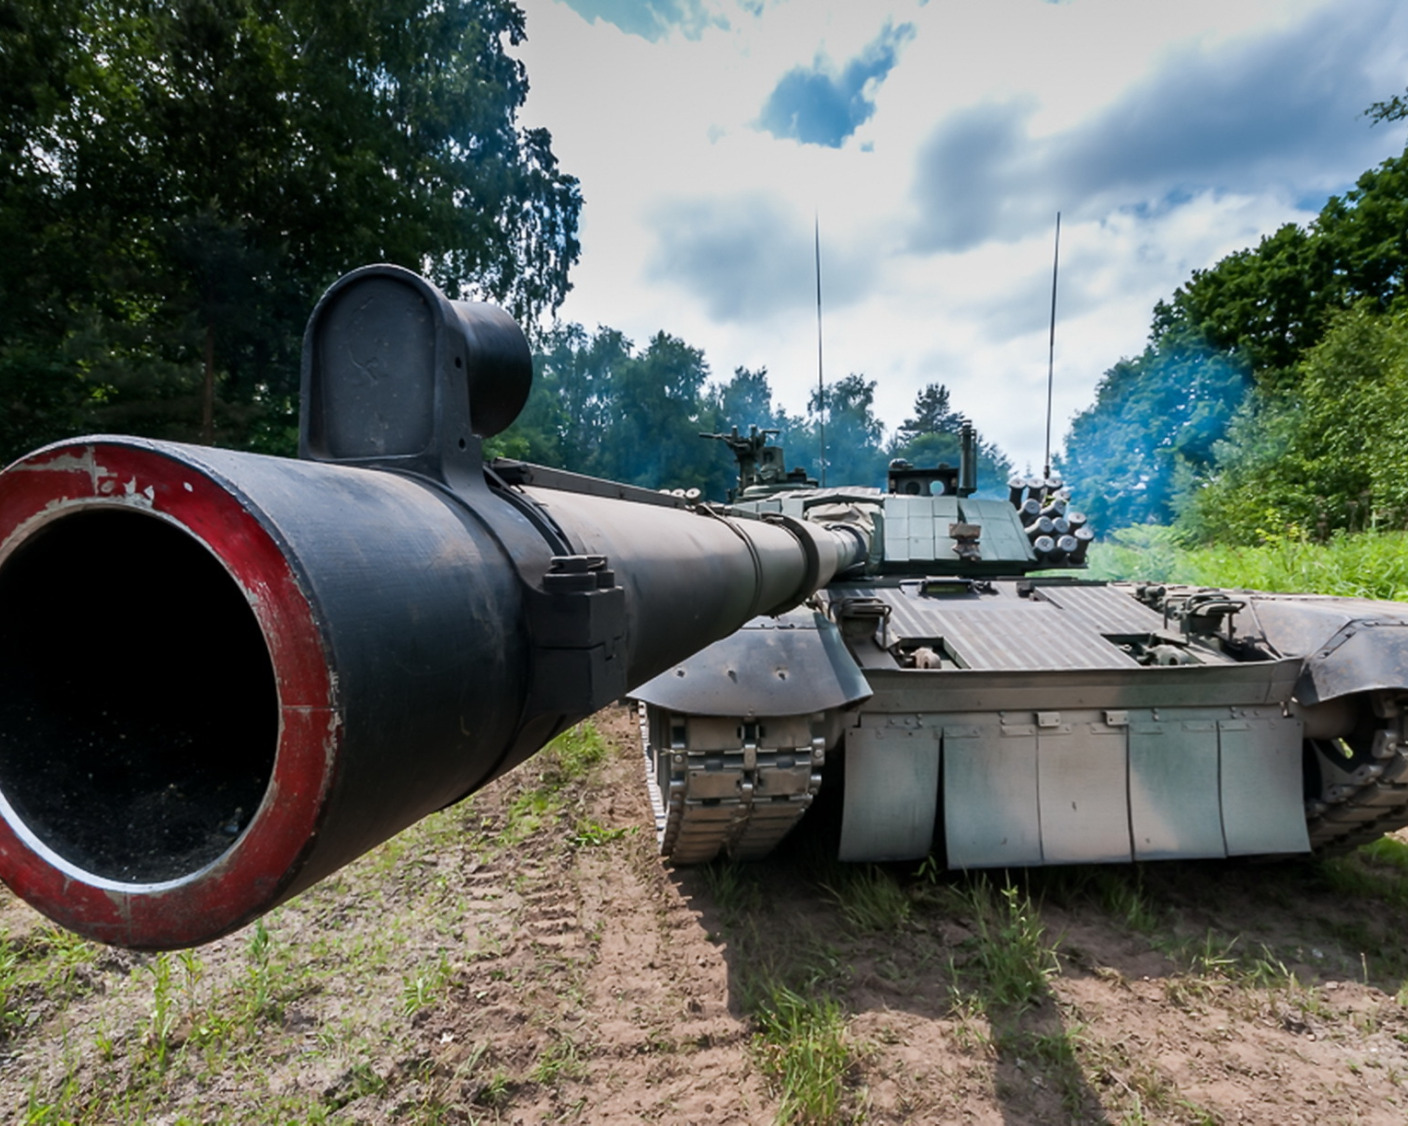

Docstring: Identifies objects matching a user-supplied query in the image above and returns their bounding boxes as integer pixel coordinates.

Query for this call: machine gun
[701,425,816,502]
[0,265,867,950]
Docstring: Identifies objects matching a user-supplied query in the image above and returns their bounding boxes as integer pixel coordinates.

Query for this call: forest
[492,342,1013,501]
[5,2,1408,533]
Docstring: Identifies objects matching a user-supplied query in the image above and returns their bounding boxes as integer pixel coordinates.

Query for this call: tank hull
[635,577,1408,866]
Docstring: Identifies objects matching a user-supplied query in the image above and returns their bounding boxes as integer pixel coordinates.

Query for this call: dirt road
[3,705,1408,1123]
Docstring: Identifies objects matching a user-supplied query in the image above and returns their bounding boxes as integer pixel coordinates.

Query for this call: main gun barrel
[0,265,866,949]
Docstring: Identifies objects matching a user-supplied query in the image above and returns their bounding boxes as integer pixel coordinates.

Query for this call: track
[1305,700,1408,852]
[639,703,822,863]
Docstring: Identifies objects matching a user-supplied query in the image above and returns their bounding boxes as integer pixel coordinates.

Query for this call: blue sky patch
[757,22,915,147]
[558,0,726,41]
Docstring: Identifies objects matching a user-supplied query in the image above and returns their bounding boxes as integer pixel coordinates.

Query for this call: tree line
[1,1,1012,503]
[15,8,1407,535]
[490,327,1014,501]
[1061,93,1408,543]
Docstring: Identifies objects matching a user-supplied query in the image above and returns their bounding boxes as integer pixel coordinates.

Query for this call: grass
[544,722,610,781]
[702,852,871,1124]
[142,954,179,1068]
[10,707,1408,1124]
[1360,834,1408,870]
[401,950,453,1017]
[996,1025,1090,1117]
[1318,837,1408,910]
[0,924,102,1048]
[568,818,633,847]
[822,864,912,932]
[1022,865,1163,935]
[1177,930,1240,979]
[1087,522,1408,600]
[5,720,615,1125]
[739,866,1065,1122]
[499,722,614,847]
[1078,1032,1221,1126]
[703,858,764,928]
[725,861,1099,1120]
[1177,529,1408,600]
[751,984,852,1126]
[0,936,20,1037]
[959,878,1060,1012]
[530,1031,588,1085]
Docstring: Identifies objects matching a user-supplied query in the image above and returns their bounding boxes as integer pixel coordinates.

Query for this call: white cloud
[513,0,1408,471]
[908,0,1406,252]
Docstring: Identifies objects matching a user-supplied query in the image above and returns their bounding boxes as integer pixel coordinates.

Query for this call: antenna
[1043,211,1061,481]
[815,213,826,488]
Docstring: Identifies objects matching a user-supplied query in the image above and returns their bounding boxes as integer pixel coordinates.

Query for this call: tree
[1152,149,1408,393]
[700,365,811,488]
[0,0,95,455]
[712,366,780,433]
[804,374,888,488]
[1059,346,1249,532]
[895,383,960,442]
[889,382,1014,498]
[496,323,737,498]
[1065,131,1408,535]
[1151,224,1324,391]
[599,331,724,492]
[1367,87,1408,125]
[0,0,581,459]
[1185,305,1408,543]
[506,322,632,471]
[499,347,1011,504]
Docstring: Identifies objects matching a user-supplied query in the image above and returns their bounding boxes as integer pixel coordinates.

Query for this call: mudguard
[1247,596,1408,705]
[632,608,871,717]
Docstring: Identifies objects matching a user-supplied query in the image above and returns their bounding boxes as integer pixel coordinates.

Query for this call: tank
[633,423,1408,867]
[3,265,1406,951]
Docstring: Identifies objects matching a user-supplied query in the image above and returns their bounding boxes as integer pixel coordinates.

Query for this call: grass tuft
[822,865,911,932]
[401,950,452,1017]
[963,878,1060,1011]
[531,1032,588,1086]
[0,937,20,1038]
[752,983,852,1126]
[243,919,281,1026]
[703,859,763,928]
[142,953,180,1069]
[568,818,632,847]
[547,723,609,780]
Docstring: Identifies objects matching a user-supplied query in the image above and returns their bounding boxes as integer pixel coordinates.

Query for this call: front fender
[631,608,871,717]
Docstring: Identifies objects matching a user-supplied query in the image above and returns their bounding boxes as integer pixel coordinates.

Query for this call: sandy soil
[3,703,1408,1124]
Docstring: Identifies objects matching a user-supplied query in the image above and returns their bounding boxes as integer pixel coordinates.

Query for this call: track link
[639,703,823,864]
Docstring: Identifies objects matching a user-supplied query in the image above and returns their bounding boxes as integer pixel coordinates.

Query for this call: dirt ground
[3,703,1408,1124]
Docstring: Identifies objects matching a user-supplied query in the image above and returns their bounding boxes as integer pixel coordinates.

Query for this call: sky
[512,0,1408,471]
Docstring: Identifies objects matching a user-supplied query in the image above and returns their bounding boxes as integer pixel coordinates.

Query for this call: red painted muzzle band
[0,440,335,949]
